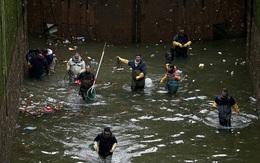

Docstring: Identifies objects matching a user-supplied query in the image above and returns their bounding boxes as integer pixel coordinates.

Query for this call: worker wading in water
[116,54,147,92]
[213,88,239,127]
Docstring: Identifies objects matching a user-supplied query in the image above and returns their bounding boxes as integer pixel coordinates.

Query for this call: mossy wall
[246,0,260,106]
[0,0,23,103]
[0,0,28,162]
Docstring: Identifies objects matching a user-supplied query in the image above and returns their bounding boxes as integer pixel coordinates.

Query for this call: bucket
[168,81,180,93]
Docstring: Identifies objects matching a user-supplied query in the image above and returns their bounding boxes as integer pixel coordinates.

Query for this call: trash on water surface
[23,126,37,130]
[45,107,54,113]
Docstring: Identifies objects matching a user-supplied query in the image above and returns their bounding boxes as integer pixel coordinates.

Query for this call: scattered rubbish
[197,96,207,100]
[76,36,85,42]
[230,71,234,76]
[199,63,204,69]
[218,52,222,55]
[150,54,155,57]
[19,97,64,118]
[63,39,70,44]
[23,126,37,130]
[240,61,246,66]
[222,59,226,63]
[45,107,54,113]
[41,151,59,155]
[249,96,257,102]
[203,48,206,50]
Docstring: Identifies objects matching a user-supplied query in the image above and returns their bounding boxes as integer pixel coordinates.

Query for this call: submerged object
[145,78,153,87]
[24,126,37,130]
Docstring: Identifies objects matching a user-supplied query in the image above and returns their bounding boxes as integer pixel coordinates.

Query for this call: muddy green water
[11,36,259,163]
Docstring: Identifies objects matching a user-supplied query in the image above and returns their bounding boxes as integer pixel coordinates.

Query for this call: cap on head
[179,29,185,34]
[47,49,53,55]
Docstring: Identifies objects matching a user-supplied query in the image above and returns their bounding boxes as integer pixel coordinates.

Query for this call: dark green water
[11,36,259,162]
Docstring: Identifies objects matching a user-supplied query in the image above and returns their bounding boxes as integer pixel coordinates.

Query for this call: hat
[179,29,185,33]
[47,49,53,55]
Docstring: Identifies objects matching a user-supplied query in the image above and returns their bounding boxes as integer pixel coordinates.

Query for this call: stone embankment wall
[0,0,28,162]
[246,0,260,108]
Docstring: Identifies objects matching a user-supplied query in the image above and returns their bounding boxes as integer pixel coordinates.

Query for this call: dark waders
[131,70,145,92]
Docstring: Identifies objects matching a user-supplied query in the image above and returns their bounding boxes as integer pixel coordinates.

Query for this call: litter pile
[19,97,64,118]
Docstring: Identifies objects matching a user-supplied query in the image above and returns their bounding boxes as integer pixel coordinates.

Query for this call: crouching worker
[116,53,147,92]
[28,49,49,80]
[76,65,95,101]
[93,127,117,163]
[213,88,239,127]
[160,64,182,94]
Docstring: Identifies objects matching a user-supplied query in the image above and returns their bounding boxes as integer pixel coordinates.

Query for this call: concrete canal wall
[0,0,28,162]
[246,0,260,108]
[0,0,259,162]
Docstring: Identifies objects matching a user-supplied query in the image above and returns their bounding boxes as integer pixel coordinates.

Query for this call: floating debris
[23,126,37,130]
[199,63,204,69]
[19,97,64,118]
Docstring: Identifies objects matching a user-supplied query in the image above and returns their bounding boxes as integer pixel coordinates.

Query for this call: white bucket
[145,78,153,87]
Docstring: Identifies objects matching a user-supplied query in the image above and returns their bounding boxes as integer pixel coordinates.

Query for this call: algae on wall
[0,0,23,106]
[246,0,260,104]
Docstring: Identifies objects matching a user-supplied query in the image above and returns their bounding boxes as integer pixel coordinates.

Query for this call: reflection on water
[11,37,260,162]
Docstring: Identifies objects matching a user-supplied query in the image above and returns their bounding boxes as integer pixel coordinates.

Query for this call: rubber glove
[233,103,239,117]
[160,74,167,84]
[93,141,99,152]
[174,75,181,81]
[110,143,117,153]
[117,56,129,64]
[184,41,192,47]
[160,79,163,84]
[212,102,217,108]
[172,41,183,47]
[136,72,144,80]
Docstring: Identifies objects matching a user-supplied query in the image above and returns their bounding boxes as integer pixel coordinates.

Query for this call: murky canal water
[11,36,259,162]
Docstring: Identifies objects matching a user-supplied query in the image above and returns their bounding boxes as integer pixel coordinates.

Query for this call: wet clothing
[45,49,56,74]
[214,95,237,127]
[77,71,95,93]
[173,33,190,58]
[128,59,147,91]
[29,54,48,80]
[165,47,175,66]
[160,69,181,93]
[26,49,40,63]
[67,55,86,79]
[94,132,117,158]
